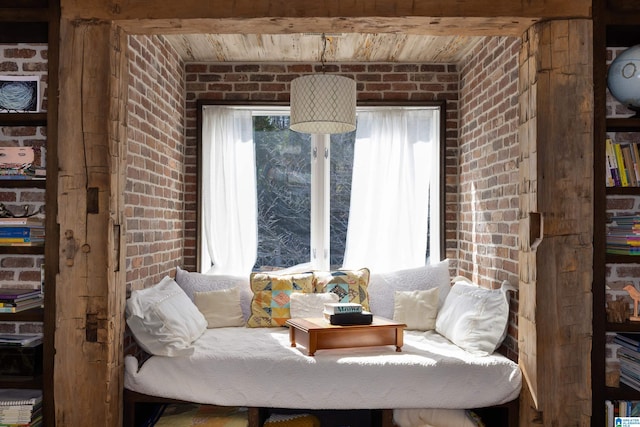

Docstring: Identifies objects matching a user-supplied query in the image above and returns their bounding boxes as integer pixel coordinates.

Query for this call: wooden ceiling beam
[61,0,592,37]
[61,0,591,21]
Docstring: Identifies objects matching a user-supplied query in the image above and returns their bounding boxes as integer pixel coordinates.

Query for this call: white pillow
[290,292,339,318]
[393,288,439,331]
[435,277,511,356]
[194,287,245,328]
[175,266,253,321]
[368,259,451,319]
[126,276,207,357]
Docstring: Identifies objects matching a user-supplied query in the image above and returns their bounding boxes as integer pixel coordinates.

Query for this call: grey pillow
[175,266,252,321]
[367,259,451,320]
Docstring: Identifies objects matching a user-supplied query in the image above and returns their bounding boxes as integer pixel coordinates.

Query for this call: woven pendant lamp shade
[290,74,356,134]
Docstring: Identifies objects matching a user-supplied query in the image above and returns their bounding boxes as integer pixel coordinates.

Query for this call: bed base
[123,389,518,427]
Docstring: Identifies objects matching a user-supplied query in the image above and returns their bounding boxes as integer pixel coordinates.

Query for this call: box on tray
[323,311,373,326]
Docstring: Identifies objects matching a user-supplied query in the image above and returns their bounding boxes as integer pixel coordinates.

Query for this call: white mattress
[124,327,521,410]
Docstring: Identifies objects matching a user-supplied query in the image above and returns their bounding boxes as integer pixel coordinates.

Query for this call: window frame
[196,99,447,271]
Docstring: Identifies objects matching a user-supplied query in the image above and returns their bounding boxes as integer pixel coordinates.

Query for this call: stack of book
[0,389,42,426]
[606,215,640,255]
[0,218,44,246]
[606,138,640,187]
[0,289,43,313]
[323,303,372,326]
[605,399,640,426]
[615,333,640,391]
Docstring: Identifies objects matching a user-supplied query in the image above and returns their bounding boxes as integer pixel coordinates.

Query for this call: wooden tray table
[285,317,406,356]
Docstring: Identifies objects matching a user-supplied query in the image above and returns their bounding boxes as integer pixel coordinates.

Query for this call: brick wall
[183,62,461,271]
[125,35,186,293]
[457,36,521,358]
[0,43,48,334]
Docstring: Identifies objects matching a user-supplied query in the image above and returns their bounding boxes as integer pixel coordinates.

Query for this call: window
[198,103,444,275]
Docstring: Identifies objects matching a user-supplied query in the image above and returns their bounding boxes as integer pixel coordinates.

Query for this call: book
[614,142,630,187]
[323,302,363,314]
[0,334,42,347]
[0,390,42,406]
[0,218,43,227]
[606,138,621,187]
[0,297,43,308]
[0,289,41,302]
[622,144,638,186]
[606,400,614,427]
[615,333,640,351]
[0,237,30,244]
[0,228,30,239]
[0,298,42,313]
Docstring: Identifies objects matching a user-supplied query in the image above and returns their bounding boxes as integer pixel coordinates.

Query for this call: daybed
[123,260,522,427]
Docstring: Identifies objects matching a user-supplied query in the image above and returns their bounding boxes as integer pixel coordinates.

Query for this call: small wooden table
[285,317,406,356]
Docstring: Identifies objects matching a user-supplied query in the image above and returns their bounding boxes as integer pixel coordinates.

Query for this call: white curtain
[200,106,257,275]
[342,109,439,273]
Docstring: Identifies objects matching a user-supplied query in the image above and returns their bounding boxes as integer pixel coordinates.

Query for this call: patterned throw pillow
[313,268,371,311]
[246,272,315,327]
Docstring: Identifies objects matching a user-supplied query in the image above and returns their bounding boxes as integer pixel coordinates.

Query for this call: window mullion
[310,134,330,270]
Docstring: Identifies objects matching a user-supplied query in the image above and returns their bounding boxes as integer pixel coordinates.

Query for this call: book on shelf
[0,389,42,427]
[613,142,630,187]
[616,333,640,351]
[622,144,638,187]
[615,335,640,393]
[0,389,42,406]
[0,334,42,347]
[323,302,363,315]
[0,297,42,313]
[0,218,43,227]
[607,215,640,255]
[604,138,640,188]
[0,228,30,239]
[0,297,42,308]
[0,289,41,302]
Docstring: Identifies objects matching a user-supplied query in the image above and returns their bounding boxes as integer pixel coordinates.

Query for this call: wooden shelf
[606,254,640,264]
[607,118,640,132]
[607,321,640,333]
[0,374,42,390]
[0,179,46,189]
[605,384,640,401]
[0,245,45,255]
[0,307,43,322]
[606,186,640,195]
[0,22,48,44]
[0,113,47,127]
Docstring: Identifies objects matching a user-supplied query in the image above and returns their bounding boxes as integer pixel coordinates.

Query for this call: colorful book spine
[614,142,630,187]
[0,227,30,238]
[606,138,621,187]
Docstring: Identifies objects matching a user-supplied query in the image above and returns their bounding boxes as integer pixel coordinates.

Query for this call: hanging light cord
[321,33,327,73]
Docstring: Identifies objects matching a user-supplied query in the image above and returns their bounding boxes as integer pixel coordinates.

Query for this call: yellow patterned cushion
[154,404,248,427]
[313,268,371,311]
[247,272,315,327]
[264,414,321,427]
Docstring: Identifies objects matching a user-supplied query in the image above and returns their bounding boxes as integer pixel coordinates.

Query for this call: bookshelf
[594,3,640,425]
[0,1,59,426]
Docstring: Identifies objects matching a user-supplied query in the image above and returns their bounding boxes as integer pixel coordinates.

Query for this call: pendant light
[290,34,357,134]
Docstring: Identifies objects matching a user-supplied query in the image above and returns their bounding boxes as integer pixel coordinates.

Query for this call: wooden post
[56,18,127,426]
[518,19,594,426]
